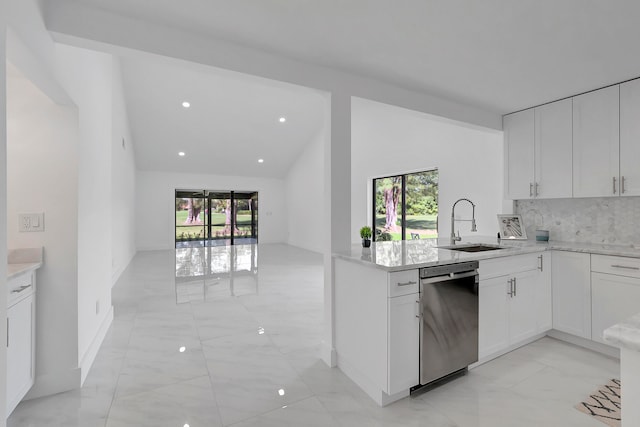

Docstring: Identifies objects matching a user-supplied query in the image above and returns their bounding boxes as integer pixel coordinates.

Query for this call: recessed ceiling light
[279,117,286,123]
[182,101,190,108]
[258,159,264,163]
[178,152,186,157]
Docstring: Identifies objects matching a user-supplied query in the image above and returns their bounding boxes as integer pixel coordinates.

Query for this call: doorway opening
[175,190,259,247]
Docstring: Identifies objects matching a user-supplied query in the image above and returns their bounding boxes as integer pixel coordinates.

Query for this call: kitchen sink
[439,244,506,252]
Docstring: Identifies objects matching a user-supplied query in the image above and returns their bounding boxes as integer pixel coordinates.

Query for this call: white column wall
[322,92,351,366]
[54,44,114,383]
[285,129,325,254]
[0,2,9,422]
[136,171,287,251]
[111,57,136,284]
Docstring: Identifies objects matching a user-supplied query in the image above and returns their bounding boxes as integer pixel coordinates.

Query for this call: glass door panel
[405,170,439,240]
[373,176,403,241]
[175,190,206,247]
[207,192,232,245]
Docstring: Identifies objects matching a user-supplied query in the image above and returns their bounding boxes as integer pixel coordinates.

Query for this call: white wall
[7,63,81,397]
[54,44,114,383]
[0,4,8,423]
[285,130,324,253]
[351,98,504,244]
[110,57,136,283]
[136,171,287,250]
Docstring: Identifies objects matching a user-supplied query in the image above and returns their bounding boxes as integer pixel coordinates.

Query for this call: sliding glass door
[175,190,259,247]
[372,169,438,241]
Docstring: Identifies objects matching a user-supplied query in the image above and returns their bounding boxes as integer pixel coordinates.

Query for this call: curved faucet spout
[450,198,477,245]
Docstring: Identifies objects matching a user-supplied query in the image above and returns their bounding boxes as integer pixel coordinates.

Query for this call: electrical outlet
[19,213,44,232]
[19,215,31,231]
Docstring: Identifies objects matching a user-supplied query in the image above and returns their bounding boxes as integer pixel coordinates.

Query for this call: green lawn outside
[175,210,255,240]
[374,214,438,241]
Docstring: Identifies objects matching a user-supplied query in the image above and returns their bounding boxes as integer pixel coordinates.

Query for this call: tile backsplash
[516,197,640,246]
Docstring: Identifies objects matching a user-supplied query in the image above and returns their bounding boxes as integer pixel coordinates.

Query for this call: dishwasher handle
[420,270,478,284]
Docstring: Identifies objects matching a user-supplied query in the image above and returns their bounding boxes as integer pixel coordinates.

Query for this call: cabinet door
[478,276,509,359]
[592,272,640,345]
[504,109,535,200]
[7,294,34,415]
[388,293,419,394]
[535,99,573,198]
[620,79,640,196]
[535,252,552,332]
[572,86,620,197]
[552,251,592,339]
[509,269,539,343]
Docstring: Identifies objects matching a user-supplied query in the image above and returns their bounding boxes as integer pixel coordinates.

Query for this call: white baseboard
[337,354,407,407]
[111,249,137,286]
[79,306,114,385]
[546,329,620,359]
[321,341,337,368]
[471,332,547,368]
[24,366,81,401]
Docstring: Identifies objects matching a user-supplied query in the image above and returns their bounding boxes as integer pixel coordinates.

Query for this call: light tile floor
[9,244,619,426]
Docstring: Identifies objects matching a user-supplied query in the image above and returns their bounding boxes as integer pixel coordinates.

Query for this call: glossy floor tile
[9,244,619,426]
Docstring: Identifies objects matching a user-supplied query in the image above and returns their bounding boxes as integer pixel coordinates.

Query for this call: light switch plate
[18,213,44,232]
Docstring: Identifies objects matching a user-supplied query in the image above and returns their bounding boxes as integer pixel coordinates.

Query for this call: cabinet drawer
[388,270,419,297]
[8,272,34,306]
[479,253,542,280]
[591,254,640,279]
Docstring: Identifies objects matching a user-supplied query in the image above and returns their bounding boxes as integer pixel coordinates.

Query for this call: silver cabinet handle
[538,255,543,271]
[11,284,31,294]
[415,299,421,319]
[621,176,626,194]
[6,318,8,348]
[507,278,514,297]
[613,176,617,194]
[513,277,517,297]
[529,183,533,197]
[534,182,539,197]
[397,281,417,286]
[611,264,640,270]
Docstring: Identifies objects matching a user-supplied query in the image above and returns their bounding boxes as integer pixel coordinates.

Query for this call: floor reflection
[175,244,259,303]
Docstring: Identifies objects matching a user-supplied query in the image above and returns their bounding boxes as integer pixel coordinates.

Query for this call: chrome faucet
[450,198,477,245]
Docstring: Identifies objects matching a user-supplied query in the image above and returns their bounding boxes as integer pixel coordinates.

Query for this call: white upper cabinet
[534,99,573,198]
[572,85,620,198]
[504,99,572,200]
[504,109,535,200]
[619,79,640,196]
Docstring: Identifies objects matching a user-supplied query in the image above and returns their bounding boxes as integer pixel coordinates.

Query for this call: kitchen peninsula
[333,238,640,406]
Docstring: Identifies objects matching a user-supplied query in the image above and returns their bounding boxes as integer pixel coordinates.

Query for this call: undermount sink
[439,244,506,253]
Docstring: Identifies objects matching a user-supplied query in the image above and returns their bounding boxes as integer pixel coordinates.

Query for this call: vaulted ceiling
[45,0,640,175]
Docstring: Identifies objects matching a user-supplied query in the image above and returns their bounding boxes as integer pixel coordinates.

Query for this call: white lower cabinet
[479,276,509,358]
[478,252,550,360]
[508,269,539,344]
[552,251,592,339]
[334,260,419,406]
[591,254,640,345]
[388,293,420,395]
[6,274,36,417]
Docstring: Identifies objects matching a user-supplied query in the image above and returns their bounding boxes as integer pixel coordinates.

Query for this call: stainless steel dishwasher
[416,260,479,388]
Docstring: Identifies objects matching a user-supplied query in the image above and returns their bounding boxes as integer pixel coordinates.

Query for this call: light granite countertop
[7,247,43,279]
[603,313,640,352]
[333,236,640,272]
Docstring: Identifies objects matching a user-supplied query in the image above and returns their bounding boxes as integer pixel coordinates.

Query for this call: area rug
[575,379,621,427]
